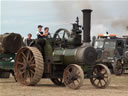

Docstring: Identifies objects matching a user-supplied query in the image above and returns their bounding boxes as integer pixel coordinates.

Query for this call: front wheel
[90,64,111,89]
[63,64,84,89]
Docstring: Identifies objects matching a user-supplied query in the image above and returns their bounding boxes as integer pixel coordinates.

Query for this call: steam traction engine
[14,9,111,89]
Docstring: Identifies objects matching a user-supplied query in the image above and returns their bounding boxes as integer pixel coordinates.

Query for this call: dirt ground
[0,75,128,96]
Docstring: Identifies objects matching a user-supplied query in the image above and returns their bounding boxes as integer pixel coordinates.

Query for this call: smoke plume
[52,0,91,23]
[111,18,128,31]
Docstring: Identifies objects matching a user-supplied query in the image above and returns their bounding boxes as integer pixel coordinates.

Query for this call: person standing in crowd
[24,33,33,46]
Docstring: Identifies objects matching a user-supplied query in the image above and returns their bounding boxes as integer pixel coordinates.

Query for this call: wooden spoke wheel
[113,59,125,76]
[14,47,44,86]
[90,64,111,89]
[63,64,84,89]
[51,78,64,86]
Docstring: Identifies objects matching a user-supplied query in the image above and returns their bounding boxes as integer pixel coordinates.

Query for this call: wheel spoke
[99,80,102,87]
[23,71,28,80]
[97,80,100,86]
[93,78,97,82]
[103,78,107,84]
[103,70,107,75]
[30,64,36,68]
[76,79,80,84]
[65,69,72,75]
[21,52,27,59]
[27,71,31,81]
[72,66,79,76]
[28,71,32,80]
[57,34,61,39]
[30,56,34,63]
[16,61,24,65]
[27,50,31,61]
[30,69,35,74]
[19,70,25,77]
[24,71,31,81]
[19,66,24,71]
[63,31,66,39]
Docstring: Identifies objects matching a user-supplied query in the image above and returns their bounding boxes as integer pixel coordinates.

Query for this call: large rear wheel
[14,47,44,86]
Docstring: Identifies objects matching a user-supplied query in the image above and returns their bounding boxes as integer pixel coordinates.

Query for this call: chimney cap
[82,9,92,12]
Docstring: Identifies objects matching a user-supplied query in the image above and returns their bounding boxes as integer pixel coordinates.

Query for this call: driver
[36,25,49,53]
[44,27,49,37]
[37,25,49,39]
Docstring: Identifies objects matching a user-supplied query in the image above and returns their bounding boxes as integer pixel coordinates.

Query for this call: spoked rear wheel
[51,78,64,86]
[63,64,84,89]
[90,64,111,88]
[14,47,44,86]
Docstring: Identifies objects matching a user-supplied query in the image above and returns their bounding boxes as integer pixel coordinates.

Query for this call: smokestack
[82,9,92,43]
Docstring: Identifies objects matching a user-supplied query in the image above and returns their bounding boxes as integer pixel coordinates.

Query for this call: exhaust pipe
[82,9,92,43]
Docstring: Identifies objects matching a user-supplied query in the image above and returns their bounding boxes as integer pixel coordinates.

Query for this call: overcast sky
[1,0,128,38]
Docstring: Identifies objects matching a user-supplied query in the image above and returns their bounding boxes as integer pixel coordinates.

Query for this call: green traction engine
[14,9,111,89]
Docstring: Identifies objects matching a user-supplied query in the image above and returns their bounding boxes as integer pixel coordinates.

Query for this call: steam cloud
[111,18,128,31]
[53,0,91,23]
[53,0,128,36]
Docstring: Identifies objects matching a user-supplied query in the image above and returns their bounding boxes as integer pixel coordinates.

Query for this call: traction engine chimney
[82,9,92,43]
